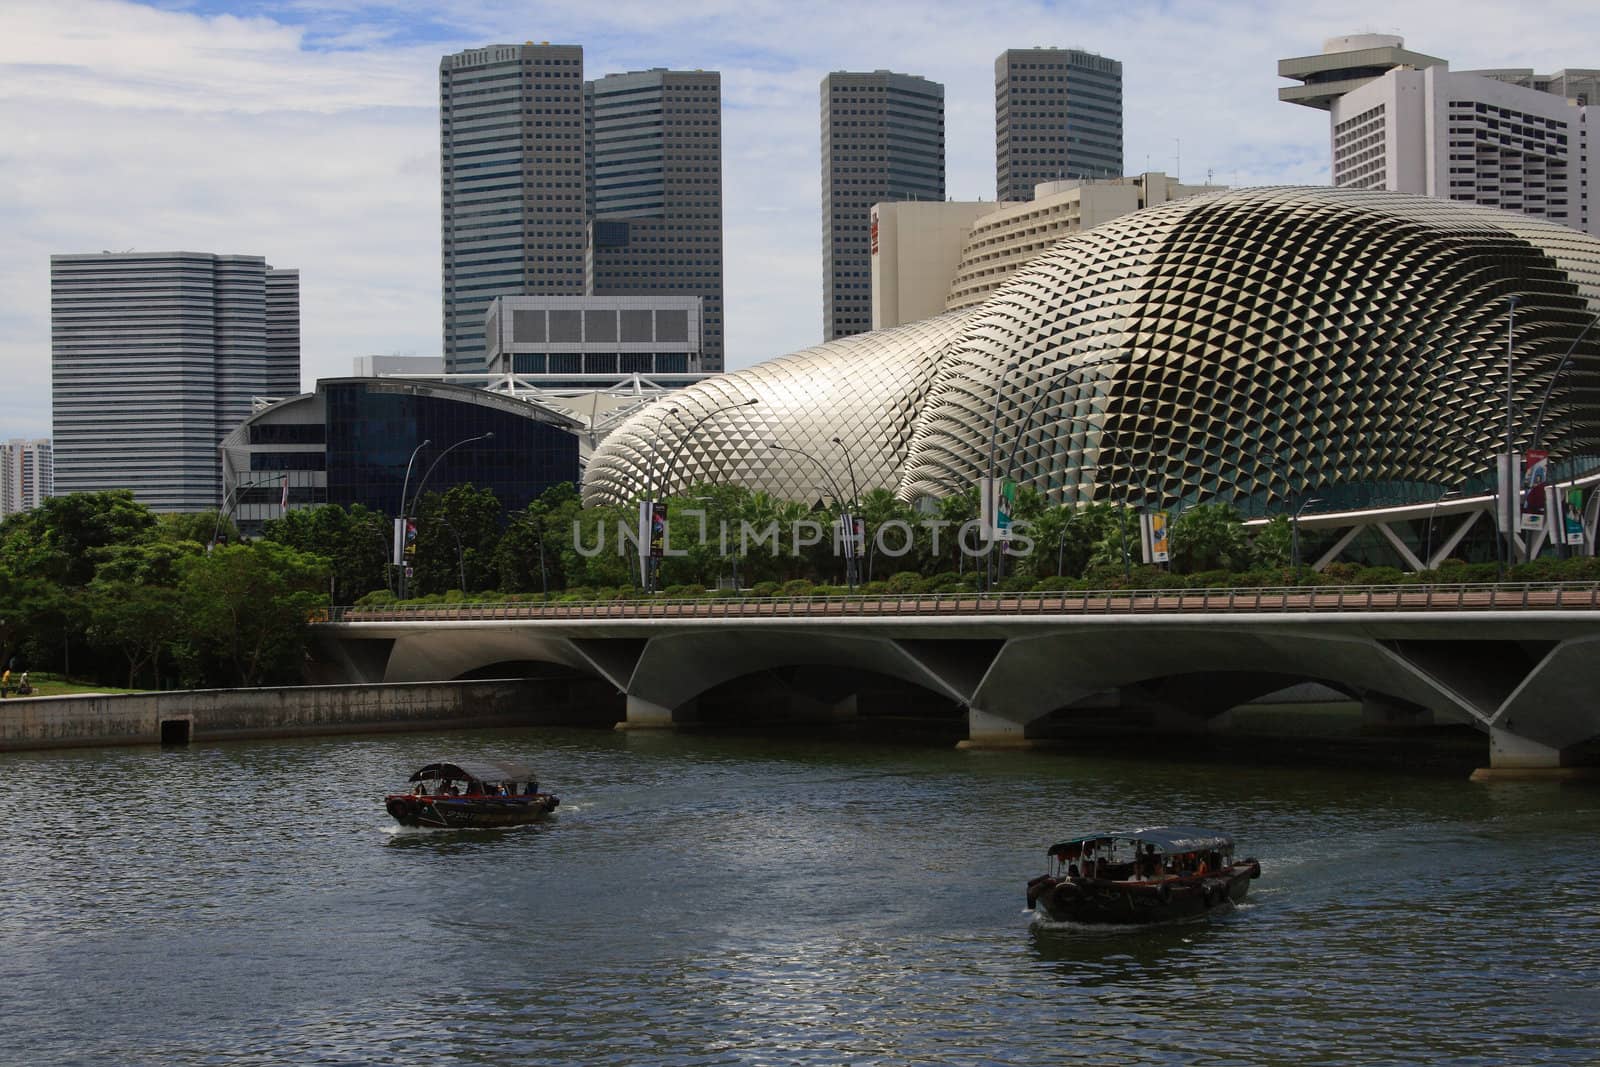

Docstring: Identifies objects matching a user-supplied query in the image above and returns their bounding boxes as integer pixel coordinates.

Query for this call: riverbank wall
[0,678,625,752]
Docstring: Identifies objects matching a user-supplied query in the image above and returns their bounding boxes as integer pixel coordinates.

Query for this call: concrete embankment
[0,678,624,752]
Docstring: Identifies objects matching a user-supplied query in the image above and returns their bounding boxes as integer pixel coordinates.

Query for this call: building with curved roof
[582,187,1600,524]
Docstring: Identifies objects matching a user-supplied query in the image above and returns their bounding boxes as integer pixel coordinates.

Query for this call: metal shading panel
[582,311,975,506]
[900,186,1600,512]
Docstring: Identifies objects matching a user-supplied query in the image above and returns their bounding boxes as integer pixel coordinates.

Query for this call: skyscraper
[821,71,944,341]
[995,48,1124,202]
[0,439,52,516]
[586,68,725,371]
[1279,35,1597,235]
[440,43,586,373]
[50,251,300,511]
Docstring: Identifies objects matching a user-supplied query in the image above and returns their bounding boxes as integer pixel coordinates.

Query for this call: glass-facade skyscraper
[586,68,725,371]
[821,71,945,341]
[995,48,1123,201]
[439,43,587,374]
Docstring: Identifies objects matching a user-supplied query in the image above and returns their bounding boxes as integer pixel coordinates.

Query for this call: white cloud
[1,0,1597,443]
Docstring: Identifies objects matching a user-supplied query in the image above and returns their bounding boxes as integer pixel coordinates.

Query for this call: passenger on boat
[1138,844,1162,881]
[1067,863,1080,878]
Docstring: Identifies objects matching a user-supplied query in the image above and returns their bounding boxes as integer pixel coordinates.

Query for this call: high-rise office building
[0,438,52,516]
[821,70,944,341]
[440,43,586,373]
[50,251,300,511]
[995,48,1124,202]
[1279,35,1598,235]
[586,68,725,371]
[266,268,302,396]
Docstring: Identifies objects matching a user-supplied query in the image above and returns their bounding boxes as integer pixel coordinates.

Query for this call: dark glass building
[220,379,581,535]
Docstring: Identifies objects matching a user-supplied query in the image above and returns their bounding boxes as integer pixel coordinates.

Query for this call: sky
[1,0,1597,441]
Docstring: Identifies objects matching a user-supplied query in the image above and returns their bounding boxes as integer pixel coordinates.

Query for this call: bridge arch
[623,629,975,726]
[970,624,1493,738]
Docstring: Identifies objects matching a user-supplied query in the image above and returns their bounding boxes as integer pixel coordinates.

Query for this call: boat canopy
[409,759,534,785]
[1047,826,1235,856]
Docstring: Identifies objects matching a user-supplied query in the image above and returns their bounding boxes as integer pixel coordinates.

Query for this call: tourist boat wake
[1026,826,1260,925]
[384,758,560,829]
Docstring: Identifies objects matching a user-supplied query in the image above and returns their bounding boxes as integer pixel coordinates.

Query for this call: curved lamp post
[1292,496,1323,580]
[769,441,853,589]
[1527,308,1600,452]
[399,431,494,598]
[1424,487,1465,573]
[644,398,756,593]
[210,476,281,551]
[662,398,759,500]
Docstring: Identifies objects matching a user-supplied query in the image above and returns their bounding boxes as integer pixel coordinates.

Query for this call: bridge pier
[957,708,1032,749]
[617,694,690,730]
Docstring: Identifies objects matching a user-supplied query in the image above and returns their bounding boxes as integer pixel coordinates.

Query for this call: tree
[176,541,329,687]
[410,485,502,595]
[1252,514,1293,569]
[260,503,391,603]
[86,579,184,689]
[1170,503,1251,573]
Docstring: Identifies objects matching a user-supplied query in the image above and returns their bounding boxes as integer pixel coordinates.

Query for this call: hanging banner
[402,517,418,560]
[1520,449,1550,531]
[997,479,1017,542]
[649,500,667,559]
[1563,487,1586,546]
[393,517,405,566]
[1150,510,1170,563]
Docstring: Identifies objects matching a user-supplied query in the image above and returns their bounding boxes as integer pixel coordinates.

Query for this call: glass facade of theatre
[322,383,578,517]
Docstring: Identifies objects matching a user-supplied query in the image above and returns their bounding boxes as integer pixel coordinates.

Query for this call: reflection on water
[1,725,1597,1065]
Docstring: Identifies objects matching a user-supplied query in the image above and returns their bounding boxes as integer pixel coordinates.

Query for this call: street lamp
[1527,308,1600,452]
[1292,496,1323,580]
[768,441,853,589]
[663,397,759,498]
[211,476,280,550]
[1424,488,1465,574]
[1498,295,1518,580]
[400,431,494,598]
[646,397,756,593]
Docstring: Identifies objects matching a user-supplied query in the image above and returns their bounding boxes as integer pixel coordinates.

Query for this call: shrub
[779,579,816,597]
[662,583,708,598]
[885,571,922,594]
[1354,566,1407,586]
[750,581,780,598]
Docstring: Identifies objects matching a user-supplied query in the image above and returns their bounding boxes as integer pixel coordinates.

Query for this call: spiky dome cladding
[583,187,1600,511]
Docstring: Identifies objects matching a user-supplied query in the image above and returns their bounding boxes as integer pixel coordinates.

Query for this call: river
[3,725,1597,1065]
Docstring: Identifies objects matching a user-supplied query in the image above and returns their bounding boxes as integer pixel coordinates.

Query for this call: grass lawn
[2,673,148,698]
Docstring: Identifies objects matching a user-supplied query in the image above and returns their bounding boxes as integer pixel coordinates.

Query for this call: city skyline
[2,0,1598,442]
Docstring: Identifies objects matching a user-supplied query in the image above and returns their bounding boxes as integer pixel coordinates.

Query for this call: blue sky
[1,0,1596,440]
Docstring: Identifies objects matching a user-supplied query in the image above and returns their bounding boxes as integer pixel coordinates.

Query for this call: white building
[1280,35,1598,236]
[0,438,52,516]
[871,173,1223,330]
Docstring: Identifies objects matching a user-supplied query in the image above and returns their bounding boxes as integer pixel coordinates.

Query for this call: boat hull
[385,793,559,829]
[1027,864,1257,925]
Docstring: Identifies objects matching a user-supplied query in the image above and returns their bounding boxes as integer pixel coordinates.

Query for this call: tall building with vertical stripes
[0,439,52,516]
[440,43,587,373]
[995,48,1124,201]
[50,252,300,512]
[821,70,945,341]
[586,68,725,371]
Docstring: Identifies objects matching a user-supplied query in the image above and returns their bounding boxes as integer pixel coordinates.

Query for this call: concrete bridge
[309,584,1600,772]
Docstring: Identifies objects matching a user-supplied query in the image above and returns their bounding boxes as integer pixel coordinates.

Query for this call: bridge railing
[321,581,1600,624]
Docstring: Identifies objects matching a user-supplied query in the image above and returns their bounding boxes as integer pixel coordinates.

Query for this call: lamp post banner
[403,518,418,560]
[1520,449,1550,531]
[1143,511,1170,563]
[998,479,1017,542]
[1563,487,1585,546]
[649,501,667,559]
[978,476,994,541]
[393,517,405,566]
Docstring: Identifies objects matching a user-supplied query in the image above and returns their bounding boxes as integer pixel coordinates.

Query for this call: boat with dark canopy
[1026,826,1260,925]
[384,759,560,829]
